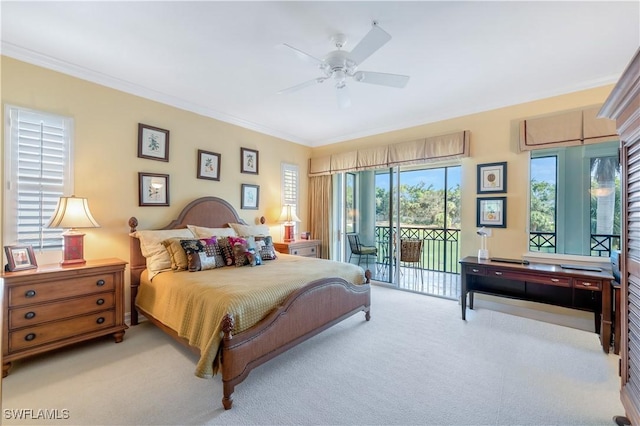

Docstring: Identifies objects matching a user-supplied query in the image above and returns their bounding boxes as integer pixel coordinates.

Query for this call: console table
[460,256,613,353]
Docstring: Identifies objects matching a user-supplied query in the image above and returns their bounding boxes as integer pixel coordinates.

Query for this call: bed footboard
[220,274,371,409]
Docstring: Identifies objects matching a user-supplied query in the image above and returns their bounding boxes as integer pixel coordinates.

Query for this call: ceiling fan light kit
[278,21,410,108]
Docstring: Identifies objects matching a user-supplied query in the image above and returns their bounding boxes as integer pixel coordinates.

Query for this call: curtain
[308,175,332,259]
[519,105,618,151]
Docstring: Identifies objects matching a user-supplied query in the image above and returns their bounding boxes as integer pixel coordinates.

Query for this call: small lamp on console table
[277,204,301,243]
[46,195,100,267]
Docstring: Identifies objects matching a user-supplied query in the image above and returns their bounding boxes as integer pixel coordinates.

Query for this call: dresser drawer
[9,310,115,352]
[574,278,603,291]
[486,268,571,288]
[291,246,317,257]
[9,274,115,307]
[9,292,115,329]
[464,265,486,276]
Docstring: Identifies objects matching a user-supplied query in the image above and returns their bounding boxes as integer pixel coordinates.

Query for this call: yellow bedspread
[136,254,366,378]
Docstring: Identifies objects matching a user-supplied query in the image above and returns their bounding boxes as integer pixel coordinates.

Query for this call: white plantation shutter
[4,106,73,250]
[282,163,299,231]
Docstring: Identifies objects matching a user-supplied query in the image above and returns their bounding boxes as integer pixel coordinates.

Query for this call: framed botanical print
[241,148,259,174]
[197,149,221,181]
[139,172,170,206]
[138,123,170,162]
[477,197,507,228]
[477,162,507,193]
[241,184,259,209]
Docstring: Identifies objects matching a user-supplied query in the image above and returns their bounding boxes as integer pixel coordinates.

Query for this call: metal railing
[374,225,461,274]
[529,231,620,257]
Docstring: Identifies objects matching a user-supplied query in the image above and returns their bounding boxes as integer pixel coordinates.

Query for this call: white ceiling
[2,1,639,147]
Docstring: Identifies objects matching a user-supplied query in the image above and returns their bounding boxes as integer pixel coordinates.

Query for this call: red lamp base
[283,224,295,242]
[61,232,86,267]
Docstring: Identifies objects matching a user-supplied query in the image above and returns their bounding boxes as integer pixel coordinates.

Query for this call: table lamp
[277,204,301,242]
[47,195,100,266]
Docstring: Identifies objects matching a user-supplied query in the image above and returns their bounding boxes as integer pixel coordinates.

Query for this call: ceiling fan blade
[278,43,324,67]
[277,77,326,95]
[348,23,392,66]
[353,71,409,88]
[336,85,351,109]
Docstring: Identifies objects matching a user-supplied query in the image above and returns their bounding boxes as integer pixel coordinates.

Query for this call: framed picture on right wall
[477,161,507,193]
[477,196,507,228]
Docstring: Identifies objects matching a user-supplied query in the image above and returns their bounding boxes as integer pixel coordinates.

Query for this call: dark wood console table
[460,256,613,353]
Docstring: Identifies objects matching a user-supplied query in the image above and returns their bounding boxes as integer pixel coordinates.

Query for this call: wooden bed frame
[128,196,371,409]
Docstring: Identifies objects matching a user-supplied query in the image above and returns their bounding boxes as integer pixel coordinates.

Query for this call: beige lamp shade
[277,205,301,223]
[47,196,100,229]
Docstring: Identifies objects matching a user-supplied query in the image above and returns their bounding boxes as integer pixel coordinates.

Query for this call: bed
[128,196,371,409]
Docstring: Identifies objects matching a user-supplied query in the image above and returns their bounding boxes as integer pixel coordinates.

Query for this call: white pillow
[131,228,195,279]
[228,222,270,237]
[187,224,237,239]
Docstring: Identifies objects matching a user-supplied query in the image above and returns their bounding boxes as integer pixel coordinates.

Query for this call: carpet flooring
[2,284,624,425]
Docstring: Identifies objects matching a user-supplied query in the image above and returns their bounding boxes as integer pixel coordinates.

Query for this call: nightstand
[2,258,127,377]
[274,240,321,258]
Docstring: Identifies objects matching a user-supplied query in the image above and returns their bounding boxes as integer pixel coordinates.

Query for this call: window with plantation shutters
[4,105,73,251]
[282,163,299,232]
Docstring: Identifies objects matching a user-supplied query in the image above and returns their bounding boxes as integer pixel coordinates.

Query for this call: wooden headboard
[128,196,247,324]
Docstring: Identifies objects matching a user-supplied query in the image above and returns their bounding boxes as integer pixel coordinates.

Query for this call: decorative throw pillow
[180,238,225,272]
[229,236,250,267]
[246,248,262,267]
[161,237,190,271]
[217,237,235,266]
[255,235,277,260]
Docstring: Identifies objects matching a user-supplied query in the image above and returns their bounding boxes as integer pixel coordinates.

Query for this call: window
[529,141,620,257]
[345,172,356,233]
[4,105,74,251]
[281,163,299,232]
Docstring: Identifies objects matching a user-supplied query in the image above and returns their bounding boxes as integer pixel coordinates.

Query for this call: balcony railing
[529,231,620,257]
[374,225,461,274]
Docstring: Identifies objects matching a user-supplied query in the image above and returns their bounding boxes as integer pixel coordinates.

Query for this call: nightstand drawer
[9,310,116,352]
[291,246,317,257]
[9,274,115,307]
[9,292,115,329]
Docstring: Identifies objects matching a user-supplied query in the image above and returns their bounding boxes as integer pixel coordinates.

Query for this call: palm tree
[591,156,619,235]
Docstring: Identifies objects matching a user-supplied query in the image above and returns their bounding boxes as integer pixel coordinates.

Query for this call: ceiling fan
[277,21,410,109]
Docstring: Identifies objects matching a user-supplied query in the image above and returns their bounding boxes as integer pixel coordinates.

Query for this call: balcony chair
[347,233,377,268]
[400,239,424,288]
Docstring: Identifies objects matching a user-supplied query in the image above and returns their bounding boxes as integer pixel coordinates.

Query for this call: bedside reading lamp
[47,195,100,267]
[277,204,301,243]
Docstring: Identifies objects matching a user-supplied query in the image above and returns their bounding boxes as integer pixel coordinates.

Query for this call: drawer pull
[311,248,315,252]
[472,268,480,273]
[96,298,105,305]
[25,333,36,342]
[96,279,106,287]
[96,317,105,324]
[25,289,36,298]
[551,278,560,282]
[292,250,298,255]
[24,311,36,320]
[582,282,593,287]
[494,271,503,276]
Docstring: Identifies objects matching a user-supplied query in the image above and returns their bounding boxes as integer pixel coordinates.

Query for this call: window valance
[518,105,617,151]
[309,130,470,176]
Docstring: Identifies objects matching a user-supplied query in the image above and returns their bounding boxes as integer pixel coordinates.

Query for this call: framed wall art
[4,244,37,271]
[241,147,259,174]
[477,161,507,193]
[138,123,170,162]
[197,149,221,181]
[477,197,507,228]
[241,184,260,210]
[139,172,170,206]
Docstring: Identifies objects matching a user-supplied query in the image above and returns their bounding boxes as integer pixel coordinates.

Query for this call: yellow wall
[1,56,312,310]
[311,85,615,259]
